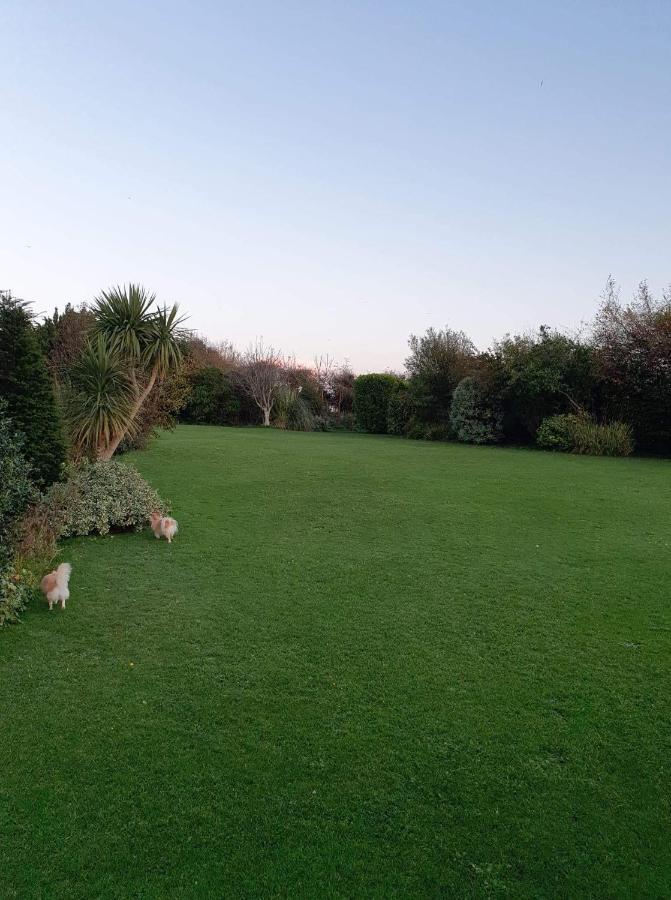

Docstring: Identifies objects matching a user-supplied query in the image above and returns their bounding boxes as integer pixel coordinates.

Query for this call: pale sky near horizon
[1,1,670,372]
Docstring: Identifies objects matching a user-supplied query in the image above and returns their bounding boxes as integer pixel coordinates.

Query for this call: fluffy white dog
[40,562,72,610]
[150,512,179,543]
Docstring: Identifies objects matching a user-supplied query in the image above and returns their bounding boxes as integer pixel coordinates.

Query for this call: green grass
[2,425,670,898]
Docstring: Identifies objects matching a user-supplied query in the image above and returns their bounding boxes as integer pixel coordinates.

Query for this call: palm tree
[75,285,186,459]
[69,335,135,457]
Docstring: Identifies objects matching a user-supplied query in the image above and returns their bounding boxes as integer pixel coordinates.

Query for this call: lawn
[2,425,670,898]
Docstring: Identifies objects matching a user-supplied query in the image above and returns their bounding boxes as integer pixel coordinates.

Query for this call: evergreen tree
[0,291,66,486]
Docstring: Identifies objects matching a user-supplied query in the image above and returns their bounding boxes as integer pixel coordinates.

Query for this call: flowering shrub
[45,460,164,537]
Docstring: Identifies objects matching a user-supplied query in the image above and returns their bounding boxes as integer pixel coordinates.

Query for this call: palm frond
[142,304,188,375]
[92,284,156,361]
[68,335,135,452]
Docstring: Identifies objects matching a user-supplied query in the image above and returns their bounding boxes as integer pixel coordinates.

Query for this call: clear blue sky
[1,1,669,371]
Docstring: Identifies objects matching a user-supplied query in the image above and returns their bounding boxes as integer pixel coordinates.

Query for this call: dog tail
[55,562,72,591]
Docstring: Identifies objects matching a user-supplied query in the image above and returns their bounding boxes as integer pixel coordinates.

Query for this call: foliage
[181,367,242,425]
[386,385,415,435]
[44,460,163,537]
[185,336,241,372]
[536,414,576,452]
[313,357,355,416]
[67,335,136,457]
[0,291,66,485]
[338,411,356,431]
[353,373,404,433]
[37,303,94,381]
[118,366,191,452]
[0,402,37,564]
[15,499,62,563]
[0,400,53,628]
[571,417,634,456]
[405,419,451,441]
[494,327,594,442]
[592,278,671,454]
[273,387,316,431]
[405,327,476,423]
[450,375,503,444]
[285,366,325,416]
[537,413,634,457]
[331,365,356,415]
[314,412,356,432]
[76,284,187,459]
[0,563,33,627]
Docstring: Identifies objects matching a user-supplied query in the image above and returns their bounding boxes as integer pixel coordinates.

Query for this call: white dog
[150,512,179,543]
[40,562,72,610]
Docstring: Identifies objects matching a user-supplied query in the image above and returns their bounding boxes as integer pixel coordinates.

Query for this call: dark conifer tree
[0,291,65,486]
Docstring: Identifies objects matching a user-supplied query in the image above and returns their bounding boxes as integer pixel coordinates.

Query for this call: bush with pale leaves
[46,460,164,537]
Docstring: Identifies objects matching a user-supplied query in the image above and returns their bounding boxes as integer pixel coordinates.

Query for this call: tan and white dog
[150,512,179,543]
[40,562,72,610]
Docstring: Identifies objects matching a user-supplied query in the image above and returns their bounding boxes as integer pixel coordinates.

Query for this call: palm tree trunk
[98,366,158,460]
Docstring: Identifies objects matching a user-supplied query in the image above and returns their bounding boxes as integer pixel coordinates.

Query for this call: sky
[1,1,670,372]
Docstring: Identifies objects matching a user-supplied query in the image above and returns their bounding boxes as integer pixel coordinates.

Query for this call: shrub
[494,327,594,443]
[330,366,355,417]
[315,412,357,432]
[0,563,33,627]
[353,374,404,434]
[536,414,577,451]
[406,419,450,441]
[405,327,476,424]
[423,423,451,441]
[571,418,634,457]
[537,414,633,457]
[36,302,94,384]
[0,402,37,564]
[592,278,671,454]
[0,292,66,485]
[44,460,164,537]
[273,387,315,431]
[181,367,242,425]
[450,376,503,444]
[16,500,63,562]
[285,367,326,416]
[118,365,191,452]
[386,387,415,435]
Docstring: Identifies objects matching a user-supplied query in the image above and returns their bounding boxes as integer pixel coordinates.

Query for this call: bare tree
[239,340,286,426]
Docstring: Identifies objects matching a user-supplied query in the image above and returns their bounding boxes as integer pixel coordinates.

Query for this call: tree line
[2,277,670,481]
[353,278,671,457]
